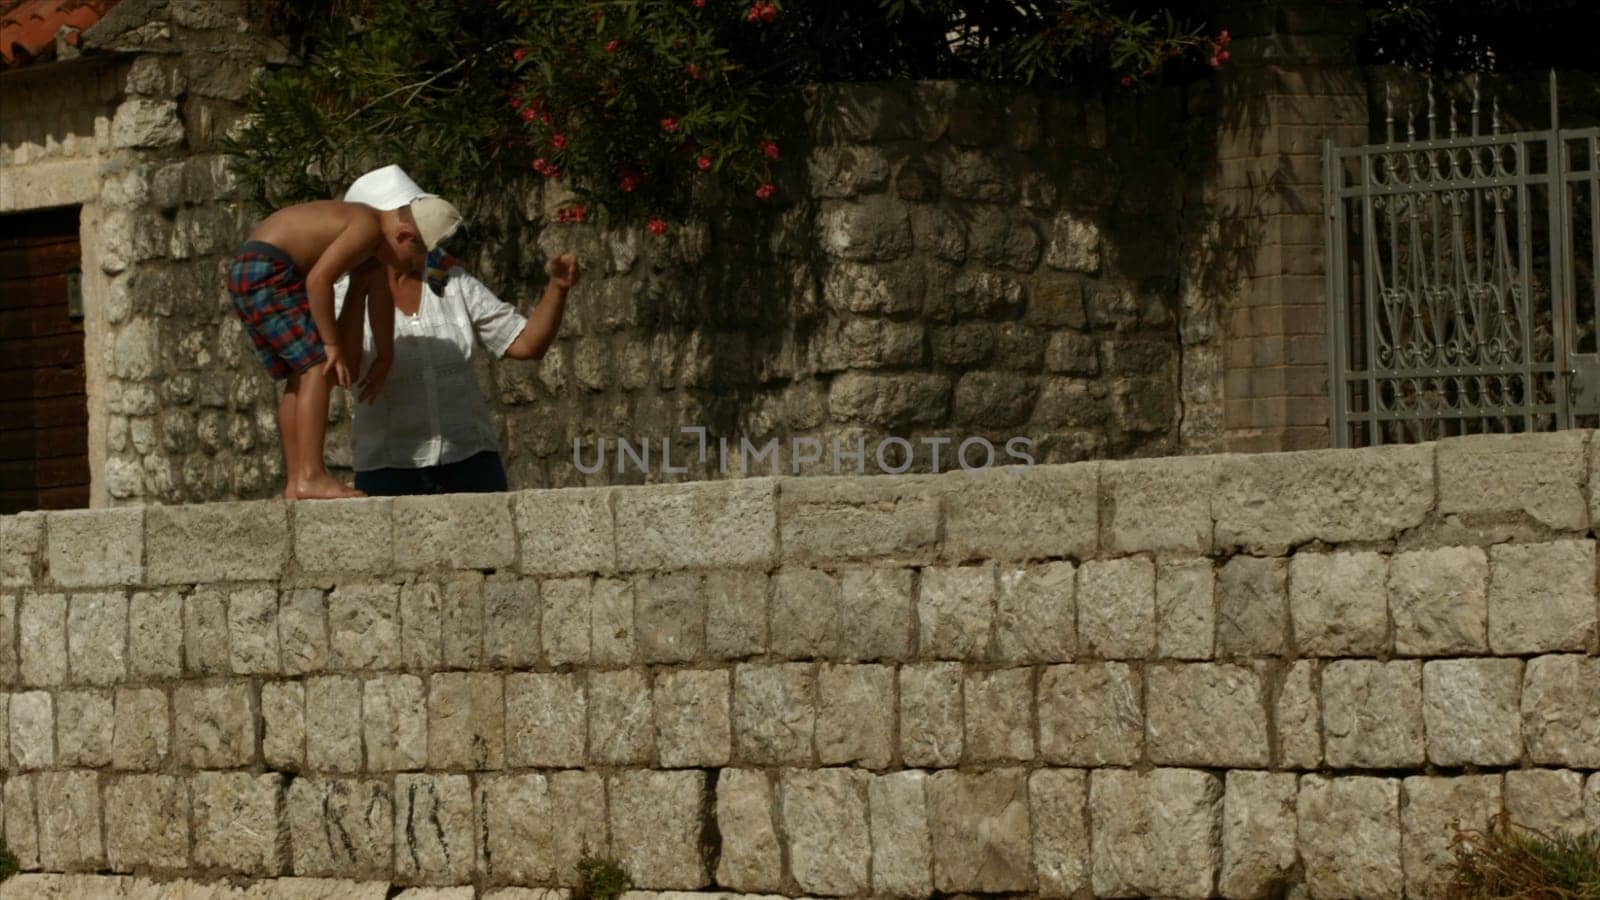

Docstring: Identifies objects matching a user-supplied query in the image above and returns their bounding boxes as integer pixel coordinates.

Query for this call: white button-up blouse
[333,268,527,472]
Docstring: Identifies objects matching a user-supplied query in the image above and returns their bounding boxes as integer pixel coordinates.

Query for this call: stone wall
[0,432,1597,898]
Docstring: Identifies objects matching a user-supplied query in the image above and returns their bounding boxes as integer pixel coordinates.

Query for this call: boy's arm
[505,254,579,360]
[304,214,383,388]
[357,263,395,404]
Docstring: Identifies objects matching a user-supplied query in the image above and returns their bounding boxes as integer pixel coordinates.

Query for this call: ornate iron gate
[1324,74,1600,447]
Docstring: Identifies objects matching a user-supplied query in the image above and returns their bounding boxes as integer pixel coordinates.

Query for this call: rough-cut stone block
[287,778,392,878]
[1402,775,1501,899]
[395,493,515,571]
[507,672,586,768]
[483,578,540,668]
[428,672,503,770]
[19,592,66,686]
[781,768,871,895]
[588,669,654,766]
[46,508,143,587]
[175,682,254,768]
[1276,660,1322,769]
[307,676,363,773]
[1215,556,1288,656]
[1289,551,1388,657]
[394,774,474,885]
[540,577,592,666]
[36,770,103,870]
[1423,658,1522,766]
[478,774,555,885]
[262,680,304,771]
[1297,776,1401,899]
[1438,431,1589,530]
[715,769,783,892]
[1323,660,1424,768]
[1488,540,1596,653]
[838,567,912,661]
[1148,663,1268,767]
[1030,769,1088,897]
[441,578,484,668]
[928,769,1032,893]
[1521,654,1600,768]
[636,573,704,663]
[963,667,1033,763]
[294,498,393,576]
[329,583,401,670]
[183,587,230,675]
[4,775,37,870]
[591,578,634,665]
[1102,456,1212,554]
[0,592,16,685]
[780,476,940,564]
[1221,771,1297,899]
[815,663,894,768]
[516,488,616,575]
[147,501,289,584]
[1389,547,1489,655]
[899,662,962,767]
[871,770,932,896]
[1077,556,1155,659]
[226,586,279,675]
[192,772,283,875]
[918,563,994,660]
[608,771,707,889]
[112,687,169,770]
[1090,768,1220,899]
[1215,444,1433,553]
[279,588,329,675]
[996,562,1075,663]
[734,663,815,766]
[1038,662,1141,765]
[128,590,181,679]
[942,465,1099,561]
[770,568,839,660]
[56,689,113,767]
[1506,769,1587,836]
[363,674,426,772]
[616,480,776,570]
[9,690,52,769]
[105,774,187,871]
[654,669,730,768]
[1156,559,1214,660]
[399,583,442,671]
[66,591,127,685]
[548,771,608,884]
[705,570,766,660]
[1,512,44,589]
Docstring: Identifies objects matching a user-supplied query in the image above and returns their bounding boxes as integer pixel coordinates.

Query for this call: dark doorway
[0,206,89,513]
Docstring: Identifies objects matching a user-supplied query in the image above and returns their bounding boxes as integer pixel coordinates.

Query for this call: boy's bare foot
[289,475,367,500]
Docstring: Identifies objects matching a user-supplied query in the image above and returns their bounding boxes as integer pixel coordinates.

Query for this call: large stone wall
[0,432,1597,898]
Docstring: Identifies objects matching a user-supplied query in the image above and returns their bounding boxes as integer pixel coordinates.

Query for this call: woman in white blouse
[333,165,577,495]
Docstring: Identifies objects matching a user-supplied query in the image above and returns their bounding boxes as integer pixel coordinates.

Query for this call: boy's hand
[323,344,354,389]
[357,354,392,404]
[549,253,580,290]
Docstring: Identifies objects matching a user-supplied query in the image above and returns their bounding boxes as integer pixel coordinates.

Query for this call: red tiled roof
[0,0,120,68]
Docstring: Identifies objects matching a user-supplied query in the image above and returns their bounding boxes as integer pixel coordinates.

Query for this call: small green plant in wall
[1438,814,1600,898]
[575,855,632,900]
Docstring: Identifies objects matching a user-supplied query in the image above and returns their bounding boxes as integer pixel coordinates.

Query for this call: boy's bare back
[249,200,389,281]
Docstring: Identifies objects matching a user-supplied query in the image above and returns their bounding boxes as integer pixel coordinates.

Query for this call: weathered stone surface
[817,197,913,260]
[398,583,442,672]
[1389,547,1489,655]
[225,586,278,676]
[540,577,591,666]
[1402,775,1501,899]
[1148,663,1268,767]
[588,669,654,766]
[1488,540,1596,653]
[780,476,940,564]
[112,687,170,770]
[328,584,401,670]
[635,573,703,664]
[4,776,38,869]
[1216,556,1289,656]
[616,480,776,570]
[478,774,555,885]
[1101,456,1212,554]
[507,672,586,768]
[704,570,765,660]
[1504,769,1587,839]
[287,778,392,878]
[1298,776,1401,899]
[192,772,283,875]
[363,674,426,772]
[1045,211,1101,272]
[516,488,616,575]
[46,508,143,587]
[780,768,871,895]
[306,676,363,773]
[105,774,188,871]
[1077,556,1155,659]
[1520,654,1600,768]
[111,98,183,148]
[870,770,933,896]
[1423,658,1523,766]
[927,769,1031,893]
[1221,771,1297,899]
[184,587,230,675]
[1275,660,1322,769]
[654,669,730,768]
[428,672,503,770]
[146,501,289,584]
[483,578,539,668]
[548,771,608,884]
[1090,767,1220,899]
[837,567,912,661]
[770,568,838,660]
[1156,558,1214,660]
[813,663,894,769]
[19,591,66,685]
[440,578,484,669]
[9,689,52,769]
[734,663,815,766]
[56,689,113,767]
[608,771,707,889]
[176,682,254,769]
[0,592,16,684]
[591,577,635,665]
[394,774,474,885]
[0,512,43,589]
[1323,660,1424,768]
[995,562,1075,663]
[899,662,963,767]
[262,680,304,771]
[1289,551,1388,657]
[826,373,952,431]
[128,590,182,678]
[394,493,515,571]
[962,667,1033,763]
[1437,431,1589,530]
[715,769,783,892]
[1030,769,1089,897]
[918,563,994,660]
[1038,663,1141,765]
[1214,444,1433,553]
[294,498,393,576]
[36,770,103,870]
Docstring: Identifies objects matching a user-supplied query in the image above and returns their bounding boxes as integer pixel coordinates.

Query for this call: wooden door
[0,207,89,513]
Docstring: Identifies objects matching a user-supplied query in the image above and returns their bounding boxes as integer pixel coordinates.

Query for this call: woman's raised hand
[549,253,580,290]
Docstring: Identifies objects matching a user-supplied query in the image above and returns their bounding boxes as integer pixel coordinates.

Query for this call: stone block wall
[0,432,1597,898]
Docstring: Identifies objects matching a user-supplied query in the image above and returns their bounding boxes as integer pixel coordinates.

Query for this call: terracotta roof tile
[0,0,120,69]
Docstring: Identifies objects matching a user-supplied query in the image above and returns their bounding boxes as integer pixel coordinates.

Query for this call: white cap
[343,164,435,210]
[409,196,464,251]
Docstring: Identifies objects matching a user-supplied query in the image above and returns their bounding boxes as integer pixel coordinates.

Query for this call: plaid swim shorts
[227,240,326,380]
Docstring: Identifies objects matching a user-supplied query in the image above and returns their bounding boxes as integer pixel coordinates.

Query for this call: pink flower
[697,155,712,171]
[619,164,643,192]
[685,62,701,79]
[510,97,523,109]
[693,0,705,6]
[605,39,619,54]
[648,217,668,235]
[747,1,776,23]
[1218,29,1231,44]
[1208,55,1221,68]
[556,204,588,224]
[1120,75,1133,87]
[661,117,679,132]
[1218,49,1231,62]
[513,47,528,62]
[755,182,775,199]
[552,133,567,150]
[533,158,560,178]
[759,139,780,159]
[520,106,535,122]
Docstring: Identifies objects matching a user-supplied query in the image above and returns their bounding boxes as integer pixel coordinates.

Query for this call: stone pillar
[1204,1,1366,452]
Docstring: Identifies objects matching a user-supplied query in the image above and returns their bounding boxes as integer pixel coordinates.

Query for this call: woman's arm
[504,253,580,361]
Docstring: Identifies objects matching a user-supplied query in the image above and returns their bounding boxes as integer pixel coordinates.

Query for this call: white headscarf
[343,164,437,210]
